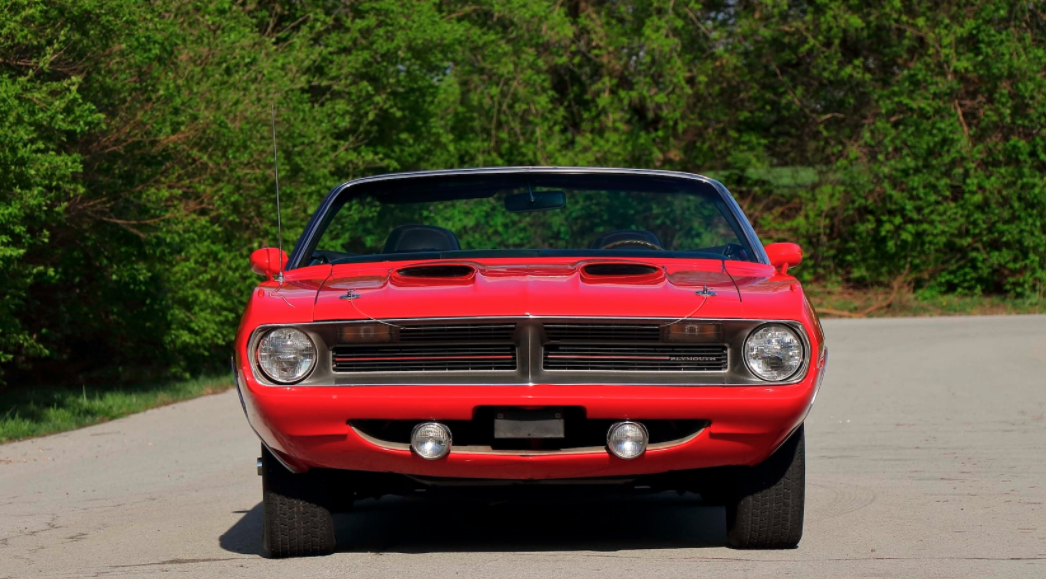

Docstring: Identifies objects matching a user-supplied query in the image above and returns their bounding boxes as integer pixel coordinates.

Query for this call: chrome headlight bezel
[743,323,806,382]
[254,326,318,384]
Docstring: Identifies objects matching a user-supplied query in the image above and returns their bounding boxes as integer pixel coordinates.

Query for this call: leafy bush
[1,0,1043,385]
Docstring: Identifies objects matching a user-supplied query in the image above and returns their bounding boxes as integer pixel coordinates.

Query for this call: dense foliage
[2,0,1044,384]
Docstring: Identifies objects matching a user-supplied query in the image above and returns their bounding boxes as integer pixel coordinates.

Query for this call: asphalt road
[2,316,1045,578]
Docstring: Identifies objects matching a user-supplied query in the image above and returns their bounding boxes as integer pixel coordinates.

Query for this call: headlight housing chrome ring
[256,327,317,384]
[743,323,805,382]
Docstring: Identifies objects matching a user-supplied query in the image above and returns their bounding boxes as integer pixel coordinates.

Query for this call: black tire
[725,425,805,549]
[261,446,336,558]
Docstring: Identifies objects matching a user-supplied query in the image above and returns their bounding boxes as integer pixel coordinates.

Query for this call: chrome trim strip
[334,355,514,362]
[406,475,639,486]
[547,355,676,360]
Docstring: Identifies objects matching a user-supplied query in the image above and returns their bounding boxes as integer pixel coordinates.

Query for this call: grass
[0,375,233,444]
[806,285,1046,318]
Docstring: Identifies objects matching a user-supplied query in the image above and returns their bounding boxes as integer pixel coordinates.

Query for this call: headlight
[744,324,804,381]
[256,327,316,383]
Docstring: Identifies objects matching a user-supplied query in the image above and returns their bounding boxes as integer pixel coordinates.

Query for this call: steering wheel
[601,239,664,251]
[310,252,330,266]
[719,243,749,261]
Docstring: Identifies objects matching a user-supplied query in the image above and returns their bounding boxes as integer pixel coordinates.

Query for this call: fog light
[607,421,648,460]
[411,422,452,460]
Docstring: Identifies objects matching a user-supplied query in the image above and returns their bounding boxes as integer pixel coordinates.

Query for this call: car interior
[381,225,462,254]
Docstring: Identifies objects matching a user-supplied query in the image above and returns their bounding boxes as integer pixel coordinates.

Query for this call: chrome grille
[398,323,516,342]
[323,320,746,380]
[543,344,728,372]
[333,344,517,372]
[543,324,661,342]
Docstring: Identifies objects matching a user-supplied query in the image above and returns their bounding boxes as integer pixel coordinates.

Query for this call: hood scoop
[396,264,475,278]
[391,263,477,286]
[581,263,659,276]
[579,262,664,284]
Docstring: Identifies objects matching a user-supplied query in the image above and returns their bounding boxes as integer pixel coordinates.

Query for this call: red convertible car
[234,167,827,557]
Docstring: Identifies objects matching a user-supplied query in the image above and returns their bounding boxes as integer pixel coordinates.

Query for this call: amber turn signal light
[339,323,398,343]
[662,322,722,342]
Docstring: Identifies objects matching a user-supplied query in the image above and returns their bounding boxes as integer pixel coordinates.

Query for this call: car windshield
[301,172,756,266]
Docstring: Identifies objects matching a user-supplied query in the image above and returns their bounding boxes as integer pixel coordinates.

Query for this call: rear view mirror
[505,190,566,213]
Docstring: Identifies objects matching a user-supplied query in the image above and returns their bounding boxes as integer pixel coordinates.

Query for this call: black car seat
[382,224,462,254]
[590,229,663,249]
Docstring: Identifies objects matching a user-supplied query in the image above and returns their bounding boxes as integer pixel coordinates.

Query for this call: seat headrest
[590,229,663,249]
[382,224,461,254]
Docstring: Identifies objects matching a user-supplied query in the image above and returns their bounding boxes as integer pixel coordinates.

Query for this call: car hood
[303,258,797,322]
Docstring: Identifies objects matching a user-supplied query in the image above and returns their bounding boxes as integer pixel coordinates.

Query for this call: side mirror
[765,243,802,274]
[250,247,288,279]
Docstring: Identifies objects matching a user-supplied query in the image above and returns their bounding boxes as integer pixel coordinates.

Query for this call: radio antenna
[270,104,285,285]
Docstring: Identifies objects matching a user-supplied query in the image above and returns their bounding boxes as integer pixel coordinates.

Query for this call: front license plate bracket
[494,409,565,439]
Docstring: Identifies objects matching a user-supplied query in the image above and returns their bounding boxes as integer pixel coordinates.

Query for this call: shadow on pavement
[220,493,726,555]
[220,504,266,556]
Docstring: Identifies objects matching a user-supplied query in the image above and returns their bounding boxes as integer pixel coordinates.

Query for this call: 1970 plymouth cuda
[234,167,827,557]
